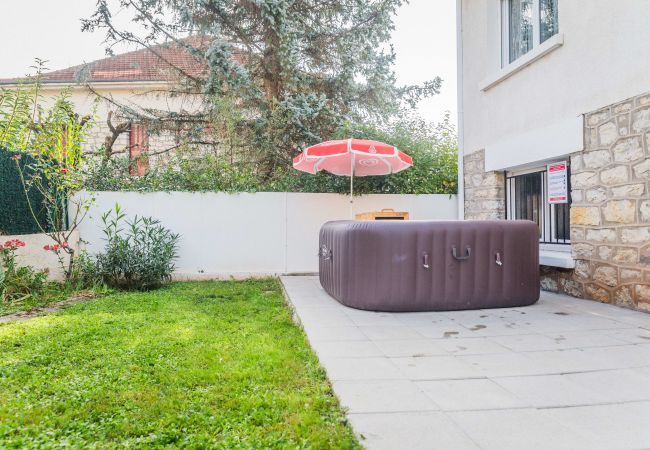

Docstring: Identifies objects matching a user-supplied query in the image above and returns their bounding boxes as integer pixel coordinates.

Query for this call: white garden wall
[75,192,457,279]
[1,231,80,281]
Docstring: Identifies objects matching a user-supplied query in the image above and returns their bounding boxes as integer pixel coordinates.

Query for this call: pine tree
[83,0,441,175]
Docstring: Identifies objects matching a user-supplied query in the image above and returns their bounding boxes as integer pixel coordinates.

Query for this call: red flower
[10,154,21,161]
[53,244,60,251]
[60,168,70,174]
[43,245,51,251]
[3,240,24,249]
[61,241,68,248]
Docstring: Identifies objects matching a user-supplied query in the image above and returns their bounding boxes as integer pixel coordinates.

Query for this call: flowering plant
[0,59,96,279]
[3,239,26,250]
[1,239,26,273]
[0,239,46,304]
[43,242,70,271]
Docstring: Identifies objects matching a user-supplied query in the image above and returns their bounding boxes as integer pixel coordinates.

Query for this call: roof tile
[0,36,213,85]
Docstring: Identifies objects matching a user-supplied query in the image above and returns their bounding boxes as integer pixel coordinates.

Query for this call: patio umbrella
[292,138,413,214]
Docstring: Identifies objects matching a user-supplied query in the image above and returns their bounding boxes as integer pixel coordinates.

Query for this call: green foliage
[0,61,96,279]
[84,114,458,195]
[0,280,360,448]
[66,249,103,291]
[83,1,441,177]
[341,113,458,195]
[0,239,47,306]
[94,205,180,290]
[0,238,98,317]
[0,149,50,234]
[0,63,92,196]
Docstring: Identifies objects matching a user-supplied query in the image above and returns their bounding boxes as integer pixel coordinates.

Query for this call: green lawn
[0,279,360,449]
[0,283,72,317]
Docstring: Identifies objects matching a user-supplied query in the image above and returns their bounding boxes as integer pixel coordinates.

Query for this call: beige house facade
[457,0,650,309]
[0,42,205,173]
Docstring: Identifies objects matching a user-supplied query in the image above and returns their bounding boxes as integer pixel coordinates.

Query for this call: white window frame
[500,0,554,68]
[505,164,571,252]
[481,0,562,91]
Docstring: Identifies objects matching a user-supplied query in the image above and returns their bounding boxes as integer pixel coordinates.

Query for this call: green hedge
[83,117,458,195]
[0,149,50,235]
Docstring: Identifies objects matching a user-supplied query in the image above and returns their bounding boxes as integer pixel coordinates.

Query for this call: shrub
[94,205,180,290]
[82,114,458,195]
[67,249,102,290]
[0,239,47,304]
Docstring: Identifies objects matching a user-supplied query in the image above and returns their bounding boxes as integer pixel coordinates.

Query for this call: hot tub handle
[422,252,430,269]
[319,245,332,261]
[452,246,471,261]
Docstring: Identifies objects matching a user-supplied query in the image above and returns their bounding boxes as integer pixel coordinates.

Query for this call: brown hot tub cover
[319,220,540,311]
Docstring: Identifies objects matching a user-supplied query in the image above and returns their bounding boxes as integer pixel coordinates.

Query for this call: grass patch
[0,283,74,317]
[0,279,360,448]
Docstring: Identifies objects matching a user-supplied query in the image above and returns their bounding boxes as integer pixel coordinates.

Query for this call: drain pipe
[456,0,465,220]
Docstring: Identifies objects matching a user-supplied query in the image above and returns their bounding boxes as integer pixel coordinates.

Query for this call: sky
[0,0,457,125]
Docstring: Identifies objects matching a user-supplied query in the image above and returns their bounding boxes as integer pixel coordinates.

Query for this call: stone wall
[463,150,505,220]
[463,91,650,311]
[85,104,179,168]
[566,91,650,311]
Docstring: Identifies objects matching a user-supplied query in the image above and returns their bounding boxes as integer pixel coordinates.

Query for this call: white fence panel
[75,192,457,279]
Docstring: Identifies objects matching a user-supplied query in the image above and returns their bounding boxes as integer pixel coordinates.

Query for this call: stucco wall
[75,192,458,278]
[458,0,650,165]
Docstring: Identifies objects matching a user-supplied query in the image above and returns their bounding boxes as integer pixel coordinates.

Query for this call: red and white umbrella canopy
[293,138,412,177]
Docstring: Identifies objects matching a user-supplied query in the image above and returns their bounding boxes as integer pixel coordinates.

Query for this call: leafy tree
[82,0,442,177]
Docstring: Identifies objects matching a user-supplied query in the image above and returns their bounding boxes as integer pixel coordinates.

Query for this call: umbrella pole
[349,153,354,219]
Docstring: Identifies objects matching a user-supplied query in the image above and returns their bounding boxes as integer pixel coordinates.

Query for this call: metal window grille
[505,169,571,245]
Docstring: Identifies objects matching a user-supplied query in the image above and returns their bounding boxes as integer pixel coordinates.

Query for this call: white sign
[547,161,568,204]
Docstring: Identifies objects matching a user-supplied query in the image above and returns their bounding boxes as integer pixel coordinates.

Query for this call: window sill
[479,33,564,92]
[540,248,575,269]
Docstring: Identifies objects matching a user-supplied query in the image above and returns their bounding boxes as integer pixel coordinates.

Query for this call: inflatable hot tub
[318,220,540,312]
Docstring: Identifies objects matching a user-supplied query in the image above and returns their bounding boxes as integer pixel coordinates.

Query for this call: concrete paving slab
[563,367,650,403]
[348,411,481,450]
[303,325,368,342]
[281,276,650,449]
[416,378,526,411]
[358,325,426,341]
[492,373,609,408]
[390,355,482,380]
[317,356,404,381]
[332,379,439,413]
[436,336,513,355]
[447,408,604,450]
[545,401,650,449]
[311,340,384,358]
[371,338,449,357]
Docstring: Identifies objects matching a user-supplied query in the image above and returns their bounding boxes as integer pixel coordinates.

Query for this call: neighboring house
[456,0,650,309]
[0,39,207,174]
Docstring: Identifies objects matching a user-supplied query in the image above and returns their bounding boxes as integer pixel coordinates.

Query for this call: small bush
[94,205,180,290]
[67,249,102,290]
[0,239,48,304]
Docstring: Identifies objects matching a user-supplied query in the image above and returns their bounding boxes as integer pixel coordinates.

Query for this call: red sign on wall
[547,161,568,204]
